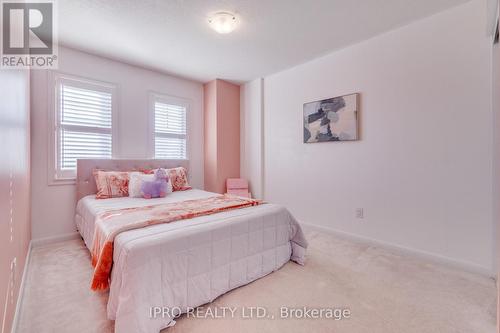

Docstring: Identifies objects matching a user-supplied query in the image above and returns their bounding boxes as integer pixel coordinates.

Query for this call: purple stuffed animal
[141,168,169,199]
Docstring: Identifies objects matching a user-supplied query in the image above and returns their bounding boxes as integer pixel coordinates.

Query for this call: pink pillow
[167,167,191,191]
[93,170,130,199]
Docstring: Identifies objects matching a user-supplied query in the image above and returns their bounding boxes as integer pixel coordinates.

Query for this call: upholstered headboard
[76,159,189,201]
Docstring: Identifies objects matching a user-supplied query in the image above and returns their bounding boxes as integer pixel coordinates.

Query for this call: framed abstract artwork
[303,93,359,143]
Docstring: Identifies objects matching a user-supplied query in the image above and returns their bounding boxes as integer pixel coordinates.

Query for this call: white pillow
[166,177,173,194]
[128,172,154,198]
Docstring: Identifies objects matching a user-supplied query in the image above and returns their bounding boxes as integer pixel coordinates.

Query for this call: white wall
[240,79,264,199]
[247,0,494,273]
[31,46,204,240]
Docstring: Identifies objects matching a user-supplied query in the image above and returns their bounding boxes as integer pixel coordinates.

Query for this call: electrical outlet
[10,257,16,304]
[355,208,364,219]
[11,257,16,277]
[10,171,14,243]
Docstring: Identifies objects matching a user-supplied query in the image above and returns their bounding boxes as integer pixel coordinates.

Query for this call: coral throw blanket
[91,195,261,291]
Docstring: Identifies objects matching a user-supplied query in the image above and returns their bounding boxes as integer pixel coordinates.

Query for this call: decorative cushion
[128,172,155,198]
[167,167,191,191]
[93,170,130,199]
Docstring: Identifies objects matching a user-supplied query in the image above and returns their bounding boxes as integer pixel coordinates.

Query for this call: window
[152,94,188,159]
[51,74,116,181]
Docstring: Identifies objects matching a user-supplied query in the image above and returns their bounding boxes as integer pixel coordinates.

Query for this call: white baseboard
[10,241,32,333]
[301,222,496,279]
[30,232,81,248]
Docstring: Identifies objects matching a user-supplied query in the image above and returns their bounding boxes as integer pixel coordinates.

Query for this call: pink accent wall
[0,70,31,333]
[204,80,218,193]
[493,11,500,333]
[204,79,240,193]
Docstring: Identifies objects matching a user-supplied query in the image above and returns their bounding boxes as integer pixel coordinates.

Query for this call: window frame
[48,72,118,185]
[148,92,190,160]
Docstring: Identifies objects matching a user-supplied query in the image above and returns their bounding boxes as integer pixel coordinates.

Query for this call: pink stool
[226,178,251,198]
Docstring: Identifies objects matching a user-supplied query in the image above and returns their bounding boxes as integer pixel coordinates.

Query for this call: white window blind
[154,101,187,159]
[54,77,115,180]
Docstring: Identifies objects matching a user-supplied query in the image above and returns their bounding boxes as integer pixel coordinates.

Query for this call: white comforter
[75,189,307,333]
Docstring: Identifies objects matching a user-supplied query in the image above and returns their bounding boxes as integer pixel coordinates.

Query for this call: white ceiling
[59,0,470,83]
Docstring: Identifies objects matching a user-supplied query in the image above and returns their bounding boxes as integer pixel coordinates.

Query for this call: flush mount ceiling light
[208,12,238,34]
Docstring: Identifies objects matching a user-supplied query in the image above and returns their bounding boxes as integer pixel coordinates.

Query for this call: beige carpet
[16,229,496,333]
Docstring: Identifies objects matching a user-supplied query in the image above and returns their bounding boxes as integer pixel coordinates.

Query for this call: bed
[74,159,308,333]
